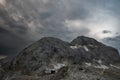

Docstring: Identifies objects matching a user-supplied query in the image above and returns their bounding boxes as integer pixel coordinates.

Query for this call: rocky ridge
[0,36,120,80]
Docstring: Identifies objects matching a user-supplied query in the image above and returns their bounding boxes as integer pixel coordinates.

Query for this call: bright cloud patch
[64,8,118,40]
[0,0,6,6]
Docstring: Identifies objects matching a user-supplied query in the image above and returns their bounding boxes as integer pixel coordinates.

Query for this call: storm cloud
[0,0,120,55]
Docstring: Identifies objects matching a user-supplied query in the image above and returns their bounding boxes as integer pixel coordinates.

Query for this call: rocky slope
[0,36,120,80]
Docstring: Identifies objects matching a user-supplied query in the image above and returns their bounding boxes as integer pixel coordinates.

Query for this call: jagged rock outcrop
[71,36,120,64]
[1,36,120,80]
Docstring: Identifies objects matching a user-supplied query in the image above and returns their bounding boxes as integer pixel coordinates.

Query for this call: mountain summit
[1,36,120,80]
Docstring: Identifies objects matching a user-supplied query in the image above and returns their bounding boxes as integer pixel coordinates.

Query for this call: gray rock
[1,36,120,80]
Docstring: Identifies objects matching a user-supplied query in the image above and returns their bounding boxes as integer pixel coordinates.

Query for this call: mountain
[0,36,120,80]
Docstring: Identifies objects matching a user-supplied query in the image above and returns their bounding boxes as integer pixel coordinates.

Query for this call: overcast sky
[0,0,120,55]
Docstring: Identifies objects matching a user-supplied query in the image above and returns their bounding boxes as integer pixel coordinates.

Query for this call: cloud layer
[0,0,120,55]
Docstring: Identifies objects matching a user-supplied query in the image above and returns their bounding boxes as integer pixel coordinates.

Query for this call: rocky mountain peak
[71,36,102,46]
[0,36,120,80]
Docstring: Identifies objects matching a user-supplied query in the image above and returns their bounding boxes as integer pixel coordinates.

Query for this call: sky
[0,0,120,55]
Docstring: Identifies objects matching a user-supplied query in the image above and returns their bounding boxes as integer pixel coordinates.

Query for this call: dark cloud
[0,27,30,55]
[102,30,112,34]
[0,27,10,33]
[39,12,52,19]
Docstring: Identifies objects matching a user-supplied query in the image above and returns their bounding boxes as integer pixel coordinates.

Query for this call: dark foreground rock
[1,36,120,80]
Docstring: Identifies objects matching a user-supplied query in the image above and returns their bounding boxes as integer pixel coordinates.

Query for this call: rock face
[1,36,120,80]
